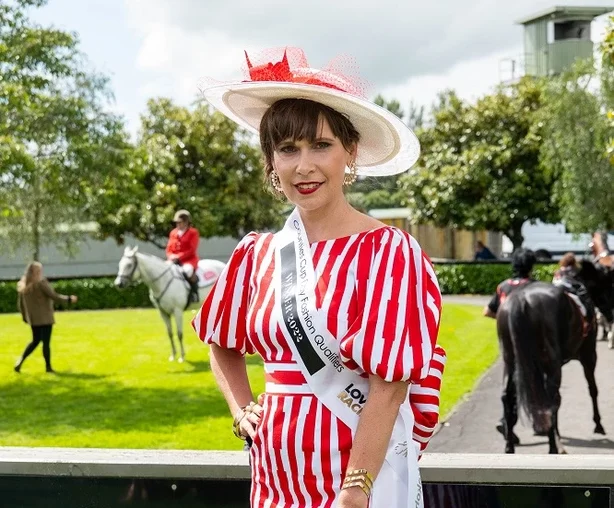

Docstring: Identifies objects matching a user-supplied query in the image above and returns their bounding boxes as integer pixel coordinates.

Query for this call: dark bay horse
[590,231,614,347]
[497,260,613,454]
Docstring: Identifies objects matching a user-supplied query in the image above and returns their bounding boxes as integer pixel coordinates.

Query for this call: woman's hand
[336,487,369,508]
[71,295,78,303]
[237,394,265,439]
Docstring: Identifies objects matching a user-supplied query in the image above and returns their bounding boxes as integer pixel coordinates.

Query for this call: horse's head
[114,246,140,288]
[578,259,614,321]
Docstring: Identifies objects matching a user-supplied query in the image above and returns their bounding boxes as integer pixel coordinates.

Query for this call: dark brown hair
[259,99,360,181]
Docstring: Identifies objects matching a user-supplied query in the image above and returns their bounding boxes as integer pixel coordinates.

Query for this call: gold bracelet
[342,480,371,497]
[342,469,374,498]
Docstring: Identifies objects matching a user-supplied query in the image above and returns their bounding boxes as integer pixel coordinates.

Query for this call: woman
[553,252,579,282]
[192,48,446,508]
[166,209,201,303]
[14,262,77,373]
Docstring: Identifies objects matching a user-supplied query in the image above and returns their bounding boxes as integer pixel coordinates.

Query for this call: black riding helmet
[511,248,536,278]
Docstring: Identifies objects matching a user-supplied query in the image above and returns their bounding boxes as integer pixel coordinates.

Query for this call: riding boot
[189,276,199,304]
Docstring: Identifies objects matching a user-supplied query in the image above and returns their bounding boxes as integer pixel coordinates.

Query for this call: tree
[536,16,614,234]
[94,98,284,247]
[539,60,614,232]
[602,15,614,130]
[0,0,130,260]
[351,95,423,210]
[400,79,558,249]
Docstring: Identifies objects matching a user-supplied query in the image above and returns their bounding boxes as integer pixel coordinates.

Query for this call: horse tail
[507,292,557,432]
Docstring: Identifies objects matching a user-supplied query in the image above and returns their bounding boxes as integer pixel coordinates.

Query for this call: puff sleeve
[339,228,446,455]
[191,233,258,355]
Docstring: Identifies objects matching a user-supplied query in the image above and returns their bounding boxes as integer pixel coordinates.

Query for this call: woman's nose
[296,149,315,175]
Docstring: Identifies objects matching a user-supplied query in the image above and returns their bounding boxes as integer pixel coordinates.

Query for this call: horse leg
[552,407,566,454]
[546,382,564,454]
[160,311,176,362]
[174,308,185,363]
[599,312,612,345]
[501,364,517,454]
[581,348,605,434]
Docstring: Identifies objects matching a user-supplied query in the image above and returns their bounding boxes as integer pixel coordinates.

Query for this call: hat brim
[201,82,420,176]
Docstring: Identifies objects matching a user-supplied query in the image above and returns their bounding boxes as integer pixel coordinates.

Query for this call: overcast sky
[33,0,614,137]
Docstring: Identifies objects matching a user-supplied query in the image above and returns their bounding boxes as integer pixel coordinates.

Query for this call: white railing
[2,447,614,485]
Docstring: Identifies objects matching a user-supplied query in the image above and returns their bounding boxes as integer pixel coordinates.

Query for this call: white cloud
[33,0,614,139]
[124,0,613,113]
[125,0,614,85]
[378,46,522,115]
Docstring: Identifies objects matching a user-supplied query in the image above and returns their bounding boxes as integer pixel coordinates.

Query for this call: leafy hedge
[435,263,557,295]
[0,278,151,314]
[0,263,559,314]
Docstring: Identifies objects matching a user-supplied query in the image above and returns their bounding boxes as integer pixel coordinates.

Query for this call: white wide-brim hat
[199,48,420,177]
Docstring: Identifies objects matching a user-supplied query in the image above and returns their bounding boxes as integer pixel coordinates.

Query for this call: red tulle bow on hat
[243,47,367,97]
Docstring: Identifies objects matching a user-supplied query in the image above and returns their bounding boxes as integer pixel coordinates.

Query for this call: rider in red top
[166,209,200,303]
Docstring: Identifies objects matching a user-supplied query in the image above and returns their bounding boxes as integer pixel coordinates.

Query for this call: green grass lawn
[0,304,498,450]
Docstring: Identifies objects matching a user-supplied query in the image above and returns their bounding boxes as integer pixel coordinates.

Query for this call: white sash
[274,208,423,508]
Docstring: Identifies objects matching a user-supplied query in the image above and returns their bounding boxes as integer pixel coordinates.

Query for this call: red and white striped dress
[193,226,445,508]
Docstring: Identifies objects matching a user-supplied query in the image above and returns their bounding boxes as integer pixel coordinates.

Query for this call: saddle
[554,276,593,338]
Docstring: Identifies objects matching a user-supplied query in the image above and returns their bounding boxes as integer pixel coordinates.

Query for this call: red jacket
[166,227,199,268]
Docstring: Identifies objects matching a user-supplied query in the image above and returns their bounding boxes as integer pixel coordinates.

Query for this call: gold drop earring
[270,171,283,192]
[344,161,358,186]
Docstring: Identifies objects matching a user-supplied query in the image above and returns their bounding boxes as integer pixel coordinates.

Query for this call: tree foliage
[94,98,284,246]
[535,16,614,233]
[539,60,614,232]
[0,0,130,260]
[400,80,558,249]
[601,16,614,165]
[350,94,423,210]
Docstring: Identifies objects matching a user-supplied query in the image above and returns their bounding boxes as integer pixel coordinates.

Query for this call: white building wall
[0,235,239,280]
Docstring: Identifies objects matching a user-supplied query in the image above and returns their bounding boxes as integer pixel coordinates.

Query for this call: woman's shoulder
[35,278,52,290]
[20,279,48,295]
[238,231,273,248]
[359,224,414,246]
[230,231,275,261]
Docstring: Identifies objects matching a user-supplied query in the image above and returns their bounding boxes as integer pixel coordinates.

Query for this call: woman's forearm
[209,343,254,417]
[346,376,408,478]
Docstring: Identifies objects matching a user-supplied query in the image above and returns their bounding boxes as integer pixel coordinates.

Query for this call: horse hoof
[595,425,606,435]
[168,355,175,362]
[496,423,520,445]
[505,447,515,454]
[559,448,567,455]
[178,357,184,364]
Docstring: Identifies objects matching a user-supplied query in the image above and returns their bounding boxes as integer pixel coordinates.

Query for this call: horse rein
[120,254,191,307]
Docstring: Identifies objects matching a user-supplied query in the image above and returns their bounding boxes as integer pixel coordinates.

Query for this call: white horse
[114,246,225,362]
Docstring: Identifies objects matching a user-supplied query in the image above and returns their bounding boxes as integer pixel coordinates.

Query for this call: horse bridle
[118,255,140,285]
[119,254,189,305]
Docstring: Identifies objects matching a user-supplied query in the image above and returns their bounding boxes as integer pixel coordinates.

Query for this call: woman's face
[272,117,355,211]
[175,219,188,232]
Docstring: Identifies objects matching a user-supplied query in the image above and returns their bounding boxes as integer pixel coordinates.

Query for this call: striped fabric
[192,227,446,507]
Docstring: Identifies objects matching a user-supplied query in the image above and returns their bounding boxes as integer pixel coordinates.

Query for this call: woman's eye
[278,145,297,154]
[314,141,331,149]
